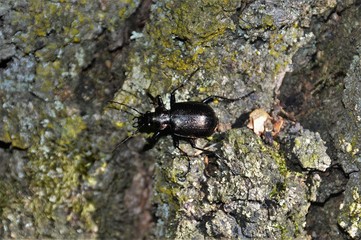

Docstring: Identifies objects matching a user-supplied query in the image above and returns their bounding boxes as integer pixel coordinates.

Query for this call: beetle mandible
[114,84,254,154]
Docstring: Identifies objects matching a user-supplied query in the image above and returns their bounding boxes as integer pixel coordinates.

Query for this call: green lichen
[26,143,97,236]
[339,136,360,157]
[274,224,292,240]
[339,187,361,238]
[168,1,236,43]
[58,115,87,145]
[1,0,147,238]
[0,181,15,216]
[0,120,17,146]
[150,125,316,238]
[291,130,331,171]
[12,0,134,95]
[136,0,239,94]
[2,112,32,149]
[153,155,196,208]
[349,189,361,221]
[262,15,276,30]
[17,108,98,237]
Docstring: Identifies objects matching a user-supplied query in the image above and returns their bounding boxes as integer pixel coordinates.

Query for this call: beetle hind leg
[188,139,212,154]
[186,139,222,159]
[172,136,221,159]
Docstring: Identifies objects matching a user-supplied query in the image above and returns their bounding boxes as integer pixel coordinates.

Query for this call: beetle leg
[155,95,164,108]
[146,92,165,108]
[170,136,192,177]
[172,136,179,149]
[201,95,244,104]
[187,139,211,153]
[142,131,163,151]
[146,92,157,104]
[170,68,200,106]
[172,136,197,157]
[170,84,184,106]
[147,92,167,113]
[172,136,187,155]
[186,139,222,159]
[201,91,255,104]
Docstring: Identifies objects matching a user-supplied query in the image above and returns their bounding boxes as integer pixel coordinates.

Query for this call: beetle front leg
[147,92,165,109]
[170,68,200,107]
[143,131,163,151]
[170,84,184,107]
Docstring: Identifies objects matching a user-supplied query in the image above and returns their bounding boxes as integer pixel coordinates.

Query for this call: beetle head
[135,110,170,133]
[135,112,159,133]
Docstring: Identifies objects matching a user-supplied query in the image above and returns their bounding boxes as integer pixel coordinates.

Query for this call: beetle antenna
[112,129,140,153]
[188,67,200,81]
[119,108,137,117]
[239,90,255,99]
[171,68,201,93]
[110,101,144,115]
[182,67,200,85]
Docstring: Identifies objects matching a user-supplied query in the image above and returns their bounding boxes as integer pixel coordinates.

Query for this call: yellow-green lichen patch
[17,104,99,237]
[26,138,97,236]
[0,119,15,145]
[117,0,139,19]
[214,129,312,238]
[166,1,236,44]
[0,181,16,215]
[262,15,276,30]
[2,110,36,149]
[339,187,361,238]
[35,62,63,94]
[339,137,360,156]
[58,115,87,145]
[35,43,62,62]
[268,145,289,178]
[9,0,128,80]
[132,0,240,95]
[154,155,198,206]
[292,130,331,171]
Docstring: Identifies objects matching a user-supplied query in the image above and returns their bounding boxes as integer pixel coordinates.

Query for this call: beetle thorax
[152,111,170,130]
[137,111,170,133]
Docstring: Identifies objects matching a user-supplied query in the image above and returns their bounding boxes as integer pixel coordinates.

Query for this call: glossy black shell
[170,102,218,138]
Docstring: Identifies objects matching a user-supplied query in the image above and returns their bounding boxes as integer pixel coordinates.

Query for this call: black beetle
[114,85,254,153]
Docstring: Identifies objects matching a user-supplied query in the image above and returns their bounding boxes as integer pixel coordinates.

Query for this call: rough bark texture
[0,0,360,239]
